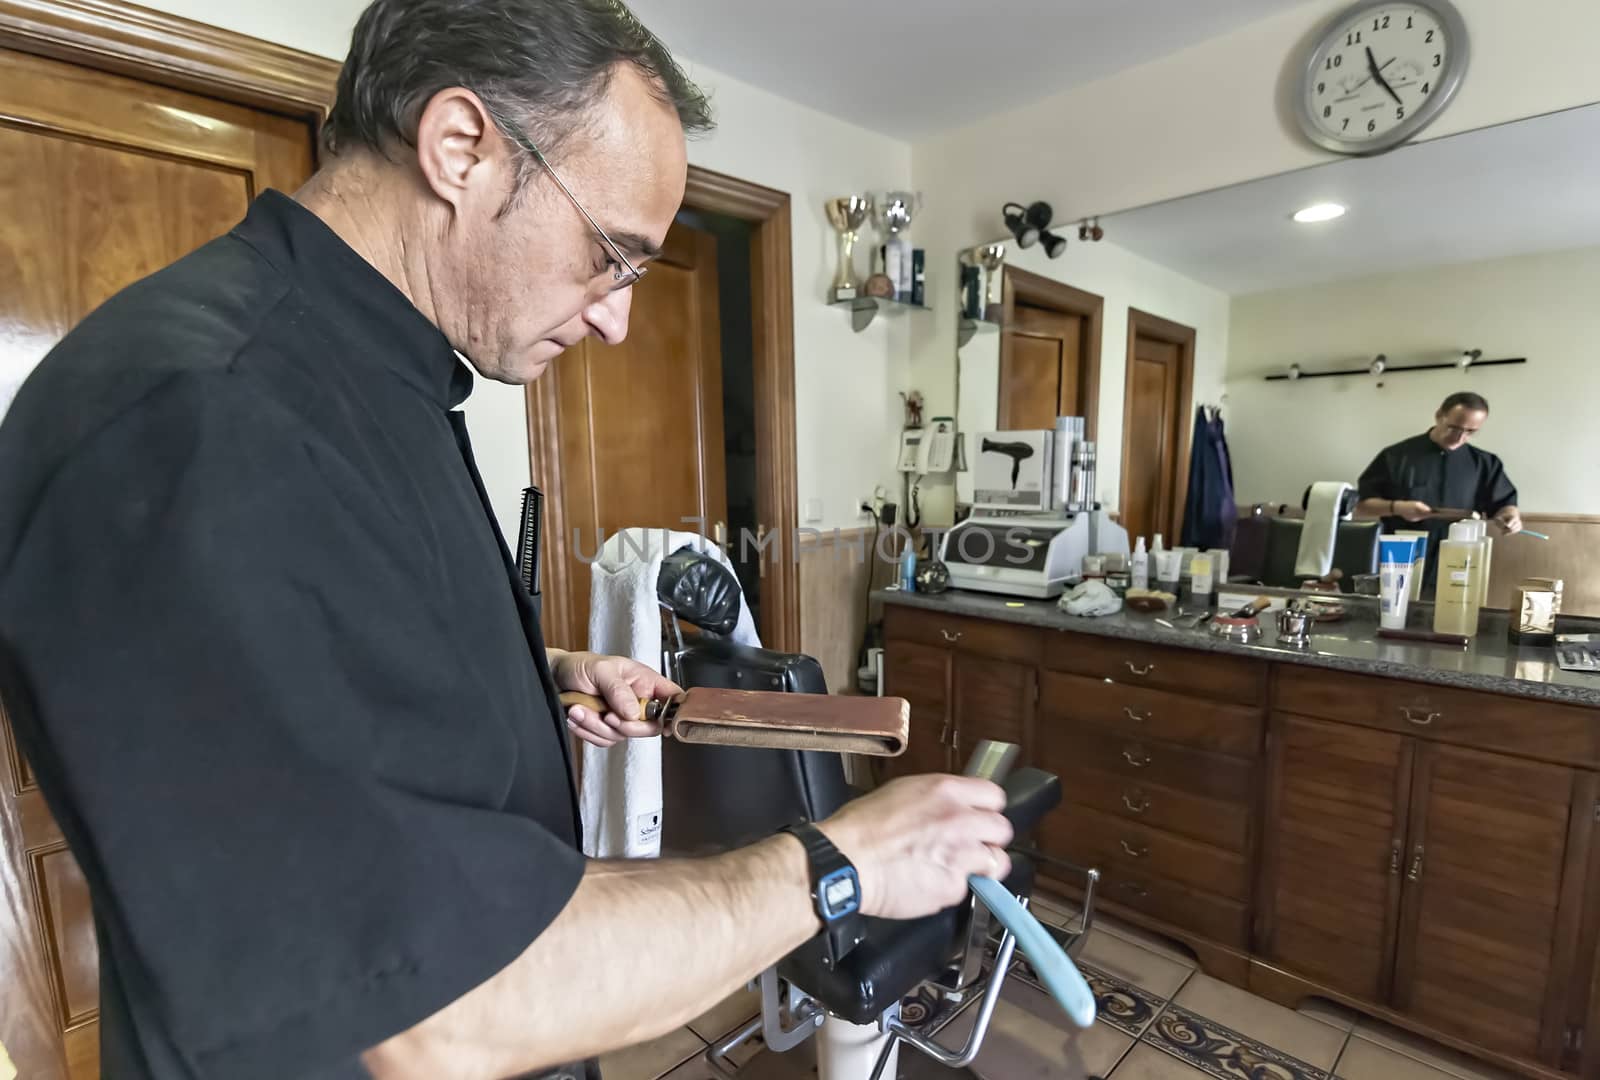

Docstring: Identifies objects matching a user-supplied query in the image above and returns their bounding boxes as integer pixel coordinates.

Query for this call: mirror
[954,102,1600,614]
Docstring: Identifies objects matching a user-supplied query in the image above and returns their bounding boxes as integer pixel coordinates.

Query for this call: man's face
[427,65,688,384]
[1430,404,1487,451]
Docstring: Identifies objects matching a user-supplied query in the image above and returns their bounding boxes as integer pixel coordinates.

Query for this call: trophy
[976,242,1007,322]
[866,191,923,301]
[825,195,871,303]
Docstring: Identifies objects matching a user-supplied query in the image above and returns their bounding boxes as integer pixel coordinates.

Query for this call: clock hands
[1366,46,1405,106]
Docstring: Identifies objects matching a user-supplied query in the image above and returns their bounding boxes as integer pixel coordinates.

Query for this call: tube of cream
[1378,536,1417,630]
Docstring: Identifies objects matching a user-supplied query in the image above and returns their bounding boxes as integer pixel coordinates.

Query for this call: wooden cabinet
[882,602,1600,1079]
[1259,715,1411,1003]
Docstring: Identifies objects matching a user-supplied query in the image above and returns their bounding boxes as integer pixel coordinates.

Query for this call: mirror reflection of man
[1355,391,1521,587]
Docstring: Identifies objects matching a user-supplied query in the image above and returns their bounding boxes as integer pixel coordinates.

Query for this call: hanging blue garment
[1180,405,1236,550]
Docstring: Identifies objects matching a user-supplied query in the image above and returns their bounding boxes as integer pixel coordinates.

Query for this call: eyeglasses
[1442,424,1479,438]
[502,122,647,292]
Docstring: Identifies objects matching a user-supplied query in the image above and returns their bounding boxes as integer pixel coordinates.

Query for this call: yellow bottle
[1433,521,1483,638]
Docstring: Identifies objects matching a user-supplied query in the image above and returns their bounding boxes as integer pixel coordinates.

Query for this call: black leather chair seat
[778,769,1062,1024]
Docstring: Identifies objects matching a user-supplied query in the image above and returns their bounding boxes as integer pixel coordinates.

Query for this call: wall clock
[1295,0,1469,155]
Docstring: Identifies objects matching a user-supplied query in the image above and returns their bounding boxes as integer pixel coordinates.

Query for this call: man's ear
[414,87,506,212]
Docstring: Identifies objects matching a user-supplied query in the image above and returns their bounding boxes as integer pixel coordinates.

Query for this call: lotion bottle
[1131,536,1149,590]
[1433,521,1483,638]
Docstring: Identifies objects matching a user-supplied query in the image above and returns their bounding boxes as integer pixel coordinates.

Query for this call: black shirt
[1356,431,1518,587]
[0,191,587,1079]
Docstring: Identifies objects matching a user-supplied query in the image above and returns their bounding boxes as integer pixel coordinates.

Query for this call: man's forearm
[1353,497,1393,519]
[363,835,817,1079]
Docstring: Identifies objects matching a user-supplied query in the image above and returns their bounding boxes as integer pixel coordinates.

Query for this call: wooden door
[951,653,1032,768]
[1119,311,1194,544]
[881,640,952,778]
[546,217,727,647]
[0,46,316,1080]
[1258,715,1413,1003]
[998,304,1083,430]
[1392,743,1585,1062]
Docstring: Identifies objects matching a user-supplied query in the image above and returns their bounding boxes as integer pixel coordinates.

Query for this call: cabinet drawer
[1040,671,1264,757]
[1044,803,1250,901]
[1039,842,1248,948]
[1043,631,1263,705]
[1275,666,1600,768]
[885,605,1042,664]
[1038,726,1255,806]
[1057,763,1251,853]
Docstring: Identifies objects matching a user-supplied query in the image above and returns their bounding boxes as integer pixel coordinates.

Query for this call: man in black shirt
[1355,391,1522,587]
[0,2,1015,1078]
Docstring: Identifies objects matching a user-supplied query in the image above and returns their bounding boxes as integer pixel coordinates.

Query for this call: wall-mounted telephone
[898,416,956,474]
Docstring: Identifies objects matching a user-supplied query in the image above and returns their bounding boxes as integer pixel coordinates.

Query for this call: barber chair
[1259,517,1381,590]
[651,548,1100,1079]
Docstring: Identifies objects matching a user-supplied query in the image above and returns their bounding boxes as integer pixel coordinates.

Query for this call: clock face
[1299,1,1469,154]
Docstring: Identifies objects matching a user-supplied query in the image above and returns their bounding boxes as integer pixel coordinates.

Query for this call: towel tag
[634,810,662,848]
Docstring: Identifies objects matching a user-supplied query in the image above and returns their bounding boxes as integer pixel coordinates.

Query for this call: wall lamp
[1002,200,1067,258]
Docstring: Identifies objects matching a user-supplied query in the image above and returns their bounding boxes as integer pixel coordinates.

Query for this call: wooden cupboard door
[1259,715,1412,1003]
[1393,743,1584,1062]
[952,652,1032,770]
[0,47,316,1080]
[997,305,1082,431]
[1119,334,1181,543]
[882,640,952,778]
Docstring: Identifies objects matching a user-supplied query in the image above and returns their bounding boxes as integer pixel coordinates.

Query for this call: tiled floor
[600,893,1522,1080]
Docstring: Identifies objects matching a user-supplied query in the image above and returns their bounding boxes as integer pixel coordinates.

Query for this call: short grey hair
[323,0,714,169]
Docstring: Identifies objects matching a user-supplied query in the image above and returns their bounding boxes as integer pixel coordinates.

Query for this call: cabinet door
[1393,744,1585,1062]
[952,652,1033,769]
[882,640,952,778]
[1259,715,1412,1002]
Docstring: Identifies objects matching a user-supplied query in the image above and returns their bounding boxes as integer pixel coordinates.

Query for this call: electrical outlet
[804,497,824,523]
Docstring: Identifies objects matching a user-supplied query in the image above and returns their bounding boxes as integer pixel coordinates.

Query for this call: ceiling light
[1002,200,1054,248]
[1039,228,1068,259]
[1292,202,1346,224]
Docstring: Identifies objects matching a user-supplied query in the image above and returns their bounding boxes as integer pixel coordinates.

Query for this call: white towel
[1294,481,1353,579]
[580,528,759,858]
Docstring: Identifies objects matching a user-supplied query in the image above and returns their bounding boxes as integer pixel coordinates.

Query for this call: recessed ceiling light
[1293,202,1346,224]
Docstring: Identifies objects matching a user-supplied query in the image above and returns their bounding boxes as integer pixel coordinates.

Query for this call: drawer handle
[1119,840,1148,859]
[940,629,963,643]
[937,719,951,747]
[1116,881,1149,898]
[1122,792,1151,814]
[1124,661,1155,676]
[1121,706,1149,723]
[1401,706,1440,726]
[1122,748,1151,768]
[1407,843,1425,882]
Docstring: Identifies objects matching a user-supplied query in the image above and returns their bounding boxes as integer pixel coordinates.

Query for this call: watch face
[1299,1,1468,155]
[819,867,861,920]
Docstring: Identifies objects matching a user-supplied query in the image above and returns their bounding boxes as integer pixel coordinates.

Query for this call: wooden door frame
[527,167,801,653]
[1120,307,1197,540]
[999,265,1104,440]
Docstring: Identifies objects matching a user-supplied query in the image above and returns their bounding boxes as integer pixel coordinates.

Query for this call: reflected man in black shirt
[1355,391,1521,586]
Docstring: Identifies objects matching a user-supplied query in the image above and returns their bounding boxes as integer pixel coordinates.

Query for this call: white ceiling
[625,0,1313,137]
[1100,103,1600,295]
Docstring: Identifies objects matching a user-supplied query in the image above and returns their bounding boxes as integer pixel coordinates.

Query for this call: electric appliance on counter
[940,509,1129,599]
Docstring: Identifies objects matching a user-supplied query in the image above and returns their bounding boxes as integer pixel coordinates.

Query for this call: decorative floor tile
[936,978,1134,1079]
[1171,975,1346,1071]
[1080,927,1194,1001]
[1032,959,1166,1038]
[1143,1003,1335,1080]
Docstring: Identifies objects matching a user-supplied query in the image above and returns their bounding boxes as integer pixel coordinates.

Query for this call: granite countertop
[877,588,1600,709]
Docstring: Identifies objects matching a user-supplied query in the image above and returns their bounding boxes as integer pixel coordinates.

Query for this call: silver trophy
[866,191,923,300]
[977,242,1007,322]
[825,196,871,303]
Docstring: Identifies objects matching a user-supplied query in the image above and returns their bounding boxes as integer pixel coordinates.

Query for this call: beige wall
[1223,244,1600,514]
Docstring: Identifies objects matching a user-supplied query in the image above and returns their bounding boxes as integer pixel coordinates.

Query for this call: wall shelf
[829,294,930,333]
[957,313,1003,347]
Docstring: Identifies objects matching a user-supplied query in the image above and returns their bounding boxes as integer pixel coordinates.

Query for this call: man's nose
[583,289,633,346]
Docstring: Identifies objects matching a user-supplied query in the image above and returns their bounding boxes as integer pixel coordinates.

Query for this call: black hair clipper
[516,486,543,598]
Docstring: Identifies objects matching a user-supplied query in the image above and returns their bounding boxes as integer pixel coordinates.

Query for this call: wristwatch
[781,821,865,969]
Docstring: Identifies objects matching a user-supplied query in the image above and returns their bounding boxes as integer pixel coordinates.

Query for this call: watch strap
[781,822,864,968]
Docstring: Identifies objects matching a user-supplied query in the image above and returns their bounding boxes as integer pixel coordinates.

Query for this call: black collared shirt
[0,191,586,1079]
[1357,430,1518,586]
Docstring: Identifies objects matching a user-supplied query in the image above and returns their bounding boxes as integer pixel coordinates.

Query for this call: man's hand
[551,651,681,747]
[817,774,1014,920]
[1493,506,1523,536]
[1393,499,1432,522]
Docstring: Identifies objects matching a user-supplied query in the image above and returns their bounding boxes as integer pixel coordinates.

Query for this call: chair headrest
[657,546,743,636]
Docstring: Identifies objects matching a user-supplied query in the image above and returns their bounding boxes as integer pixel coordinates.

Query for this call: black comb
[516,486,543,597]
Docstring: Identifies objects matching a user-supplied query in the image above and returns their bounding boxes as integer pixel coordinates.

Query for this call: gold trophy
[977,242,1007,323]
[825,196,871,303]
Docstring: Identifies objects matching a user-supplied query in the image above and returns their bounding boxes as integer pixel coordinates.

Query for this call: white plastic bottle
[1131,536,1150,590]
[1152,533,1165,555]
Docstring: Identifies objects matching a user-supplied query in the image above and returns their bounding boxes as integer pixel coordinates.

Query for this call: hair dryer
[980,438,1035,489]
